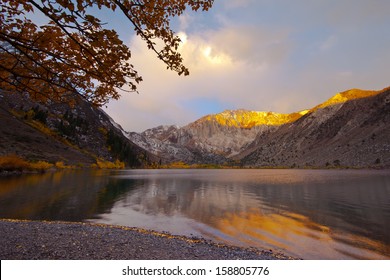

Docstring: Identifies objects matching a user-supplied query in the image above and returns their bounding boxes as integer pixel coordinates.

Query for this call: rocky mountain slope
[127,110,307,164]
[0,92,155,167]
[3,86,387,169]
[129,87,390,168]
[238,88,390,168]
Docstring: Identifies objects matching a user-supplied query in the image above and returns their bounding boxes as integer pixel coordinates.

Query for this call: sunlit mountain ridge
[314,88,383,110]
[2,86,388,169]
[200,88,385,129]
[201,109,308,128]
[238,86,390,168]
[127,86,390,168]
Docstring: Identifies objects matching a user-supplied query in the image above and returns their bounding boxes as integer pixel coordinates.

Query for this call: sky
[100,0,390,132]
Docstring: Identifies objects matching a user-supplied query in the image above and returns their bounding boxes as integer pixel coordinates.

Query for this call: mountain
[0,91,156,167]
[127,109,308,164]
[4,86,387,169]
[238,87,390,168]
[129,87,390,168]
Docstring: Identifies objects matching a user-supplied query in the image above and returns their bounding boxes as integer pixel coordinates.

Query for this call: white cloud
[205,26,291,67]
[105,26,287,132]
[104,1,390,132]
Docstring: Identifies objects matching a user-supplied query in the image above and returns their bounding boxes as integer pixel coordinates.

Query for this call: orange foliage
[159,161,191,169]
[54,161,66,169]
[0,154,53,172]
[0,0,214,106]
[29,161,54,171]
[0,155,30,171]
[92,159,125,169]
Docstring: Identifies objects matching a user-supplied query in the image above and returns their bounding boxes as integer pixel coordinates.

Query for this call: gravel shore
[0,219,293,260]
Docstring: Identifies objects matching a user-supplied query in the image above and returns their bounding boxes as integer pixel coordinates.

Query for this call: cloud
[202,26,291,67]
[222,0,256,9]
[104,1,390,132]
[104,25,290,131]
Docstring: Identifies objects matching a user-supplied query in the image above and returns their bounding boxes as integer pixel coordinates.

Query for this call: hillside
[127,110,307,164]
[129,87,390,168]
[238,87,390,168]
[2,87,388,169]
[0,92,156,168]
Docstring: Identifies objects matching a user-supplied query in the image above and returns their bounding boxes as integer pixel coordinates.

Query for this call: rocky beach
[0,219,293,260]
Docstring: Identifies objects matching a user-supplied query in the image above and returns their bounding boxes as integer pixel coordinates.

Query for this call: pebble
[0,219,296,260]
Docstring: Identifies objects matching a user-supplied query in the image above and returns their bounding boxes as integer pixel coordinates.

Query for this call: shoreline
[0,219,295,260]
[1,165,389,177]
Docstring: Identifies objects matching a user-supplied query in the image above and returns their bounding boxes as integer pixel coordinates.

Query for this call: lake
[0,169,389,259]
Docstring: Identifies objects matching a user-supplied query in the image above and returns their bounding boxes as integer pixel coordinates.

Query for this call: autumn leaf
[0,0,214,106]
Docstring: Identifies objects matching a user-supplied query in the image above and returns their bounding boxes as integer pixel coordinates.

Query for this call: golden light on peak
[316,89,380,110]
[205,110,304,128]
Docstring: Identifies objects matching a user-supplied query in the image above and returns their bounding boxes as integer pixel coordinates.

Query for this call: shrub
[55,161,66,169]
[161,161,191,169]
[0,155,30,171]
[94,159,125,169]
[29,161,53,171]
[0,155,53,172]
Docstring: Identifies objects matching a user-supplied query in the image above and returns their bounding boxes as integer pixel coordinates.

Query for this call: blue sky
[97,0,390,132]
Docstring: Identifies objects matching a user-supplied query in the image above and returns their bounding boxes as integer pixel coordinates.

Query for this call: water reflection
[0,169,389,259]
[0,170,143,221]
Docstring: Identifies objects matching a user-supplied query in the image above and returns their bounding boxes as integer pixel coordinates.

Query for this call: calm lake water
[0,169,389,259]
